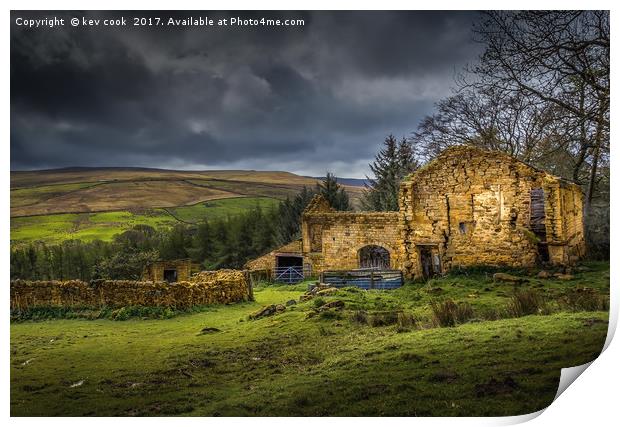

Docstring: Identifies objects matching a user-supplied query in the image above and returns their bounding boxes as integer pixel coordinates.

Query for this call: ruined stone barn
[248,146,585,281]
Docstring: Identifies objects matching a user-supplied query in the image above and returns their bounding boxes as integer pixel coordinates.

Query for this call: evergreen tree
[275,186,317,244]
[191,220,215,266]
[362,135,419,211]
[397,136,420,176]
[158,225,190,260]
[250,205,276,257]
[210,218,234,269]
[316,172,350,211]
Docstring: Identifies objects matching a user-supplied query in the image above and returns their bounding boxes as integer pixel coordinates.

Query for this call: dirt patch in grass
[475,376,519,397]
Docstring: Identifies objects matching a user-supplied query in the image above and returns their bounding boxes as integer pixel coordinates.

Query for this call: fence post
[370,272,375,289]
[243,270,254,301]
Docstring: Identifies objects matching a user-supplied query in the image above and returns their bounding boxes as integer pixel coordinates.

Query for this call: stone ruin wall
[10,269,252,310]
[549,184,586,263]
[301,197,403,273]
[399,146,585,279]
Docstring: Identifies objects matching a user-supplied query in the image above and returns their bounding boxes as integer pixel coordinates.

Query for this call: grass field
[167,197,279,223]
[10,263,609,416]
[10,180,243,217]
[10,197,282,245]
[11,210,175,245]
[10,182,101,207]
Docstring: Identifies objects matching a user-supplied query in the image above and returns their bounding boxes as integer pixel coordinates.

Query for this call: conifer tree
[362,134,419,211]
[317,172,350,211]
[275,186,318,244]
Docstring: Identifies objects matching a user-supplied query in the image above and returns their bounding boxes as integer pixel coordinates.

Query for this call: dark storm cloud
[11,11,481,177]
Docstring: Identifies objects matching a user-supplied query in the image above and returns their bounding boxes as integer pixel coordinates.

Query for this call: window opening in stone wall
[310,224,323,252]
[458,221,474,234]
[530,188,547,240]
[163,269,177,283]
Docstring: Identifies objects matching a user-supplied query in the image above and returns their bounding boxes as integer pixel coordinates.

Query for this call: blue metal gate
[273,266,304,284]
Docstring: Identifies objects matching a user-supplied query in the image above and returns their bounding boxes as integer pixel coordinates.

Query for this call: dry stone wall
[10,269,251,310]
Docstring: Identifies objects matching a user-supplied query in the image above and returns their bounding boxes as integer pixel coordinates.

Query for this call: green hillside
[10,168,363,245]
[11,197,280,245]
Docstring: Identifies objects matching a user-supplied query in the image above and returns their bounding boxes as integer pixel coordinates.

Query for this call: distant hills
[10,168,365,245]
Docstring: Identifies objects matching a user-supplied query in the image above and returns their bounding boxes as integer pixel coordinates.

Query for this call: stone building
[300,195,404,274]
[249,146,586,280]
[245,240,308,274]
[142,259,198,283]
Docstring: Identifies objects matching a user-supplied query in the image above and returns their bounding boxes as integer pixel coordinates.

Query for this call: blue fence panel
[320,269,403,290]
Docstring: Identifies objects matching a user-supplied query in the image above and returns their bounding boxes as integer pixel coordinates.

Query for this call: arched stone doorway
[358,245,391,269]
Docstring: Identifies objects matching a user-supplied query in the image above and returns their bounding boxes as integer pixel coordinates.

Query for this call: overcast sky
[11,11,481,178]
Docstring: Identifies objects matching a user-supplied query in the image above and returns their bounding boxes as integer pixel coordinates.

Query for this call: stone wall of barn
[249,146,585,281]
[398,146,585,279]
[301,196,404,273]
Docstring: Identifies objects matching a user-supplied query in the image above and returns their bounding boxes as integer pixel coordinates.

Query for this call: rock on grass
[249,304,286,320]
[493,273,528,284]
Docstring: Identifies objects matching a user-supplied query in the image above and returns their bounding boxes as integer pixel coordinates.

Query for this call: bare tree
[469,11,609,212]
[415,87,562,159]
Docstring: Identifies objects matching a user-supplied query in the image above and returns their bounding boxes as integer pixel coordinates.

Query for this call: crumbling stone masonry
[299,146,585,280]
[398,146,584,278]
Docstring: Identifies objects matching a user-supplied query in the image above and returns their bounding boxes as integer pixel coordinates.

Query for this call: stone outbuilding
[142,259,199,283]
[244,240,309,275]
[249,146,586,281]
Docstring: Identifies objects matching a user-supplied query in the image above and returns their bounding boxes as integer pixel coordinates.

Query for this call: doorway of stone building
[419,247,433,280]
[418,245,441,280]
[163,269,178,283]
[358,245,391,269]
